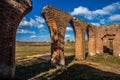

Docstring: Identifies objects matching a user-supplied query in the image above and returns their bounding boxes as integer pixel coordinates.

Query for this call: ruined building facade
[88,24,120,56]
[42,6,120,69]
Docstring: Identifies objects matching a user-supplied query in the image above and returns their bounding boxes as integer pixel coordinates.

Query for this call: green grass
[14,42,120,80]
[16,46,50,54]
[86,54,120,65]
[16,42,75,55]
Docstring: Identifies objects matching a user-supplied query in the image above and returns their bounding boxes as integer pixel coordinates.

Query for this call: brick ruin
[88,24,120,56]
[0,0,32,78]
[0,2,120,78]
[42,6,120,68]
[42,6,88,68]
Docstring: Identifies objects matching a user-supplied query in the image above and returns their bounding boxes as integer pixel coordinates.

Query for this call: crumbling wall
[113,26,120,56]
[42,6,72,68]
[42,6,87,68]
[71,18,87,60]
[87,25,96,56]
[88,24,120,55]
[0,0,32,78]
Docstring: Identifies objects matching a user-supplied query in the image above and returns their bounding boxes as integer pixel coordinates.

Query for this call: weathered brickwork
[0,0,32,78]
[87,24,97,56]
[71,18,88,60]
[42,6,87,68]
[0,2,120,78]
[88,24,120,56]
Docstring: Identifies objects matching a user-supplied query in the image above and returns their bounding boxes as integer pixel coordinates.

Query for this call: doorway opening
[109,39,113,55]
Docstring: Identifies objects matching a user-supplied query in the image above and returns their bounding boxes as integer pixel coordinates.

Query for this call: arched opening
[0,0,32,78]
[15,16,51,79]
[85,32,89,57]
[64,23,75,64]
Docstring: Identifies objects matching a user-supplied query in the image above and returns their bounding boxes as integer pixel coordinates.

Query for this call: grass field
[16,42,75,56]
[14,42,120,80]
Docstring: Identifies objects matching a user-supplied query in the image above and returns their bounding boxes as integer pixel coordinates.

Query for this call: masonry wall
[42,6,88,68]
[71,18,87,60]
[0,0,32,78]
[88,24,120,55]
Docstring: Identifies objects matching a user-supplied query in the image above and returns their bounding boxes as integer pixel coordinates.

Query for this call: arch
[70,18,88,60]
[0,0,32,78]
[42,6,88,68]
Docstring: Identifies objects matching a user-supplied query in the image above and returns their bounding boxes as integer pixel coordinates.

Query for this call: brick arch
[42,6,88,68]
[0,0,32,78]
[70,18,88,60]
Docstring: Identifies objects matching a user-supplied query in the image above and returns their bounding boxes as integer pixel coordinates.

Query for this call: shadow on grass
[38,63,120,80]
[15,54,120,80]
[15,57,51,80]
[15,55,74,80]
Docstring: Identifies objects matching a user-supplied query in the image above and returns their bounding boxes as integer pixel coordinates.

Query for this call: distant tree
[67,39,70,43]
[71,40,75,43]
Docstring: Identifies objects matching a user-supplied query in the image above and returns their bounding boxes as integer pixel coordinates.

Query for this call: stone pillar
[71,18,87,60]
[88,25,96,56]
[113,30,120,56]
[42,6,72,68]
[0,0,32,78]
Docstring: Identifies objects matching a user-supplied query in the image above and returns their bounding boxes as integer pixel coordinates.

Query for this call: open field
[16,42,75,59]
[14,42,120,80]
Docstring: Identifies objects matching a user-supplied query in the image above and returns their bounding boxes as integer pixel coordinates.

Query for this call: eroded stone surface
[88,24,120,56]
[0,0,32,78]
[42,6,87,68]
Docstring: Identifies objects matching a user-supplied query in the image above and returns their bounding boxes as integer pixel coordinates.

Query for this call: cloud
[19,16,45,29]
[109,14,120,22]
[30,35,37,38]
[66,27,73,31]
[91,23,100,26]
[27,35,50,42]
[65,35,70,38]
[100,19,105,25]
[70,2,120,20]
[17,29,36,34]
[71,6,90,15]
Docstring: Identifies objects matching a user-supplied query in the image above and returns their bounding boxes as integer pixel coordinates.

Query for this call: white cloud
[30,35,37,38]
[71,6,91,15]
[109,14,120,22]
[66,27,73,31]
[19,16,45,29]
[70,2,120,20]
[91,23,100,26]
[65,35,70,38]
[100,19,105,24]
[17,29,36,34]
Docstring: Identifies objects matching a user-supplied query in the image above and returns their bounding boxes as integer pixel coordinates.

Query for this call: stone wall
[88,24,120,56]
[0,0,32,78]
[42,6,87,68]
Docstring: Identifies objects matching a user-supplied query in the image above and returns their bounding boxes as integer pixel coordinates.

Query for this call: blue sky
[16,0,120,42]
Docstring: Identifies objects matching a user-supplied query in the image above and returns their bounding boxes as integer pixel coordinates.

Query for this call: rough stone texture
[0,0,32,78]
[42,6,87,68]
[88,24,120,56]
[87,25,96,56]
[113,28,120,56]
[71,18,87,60]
